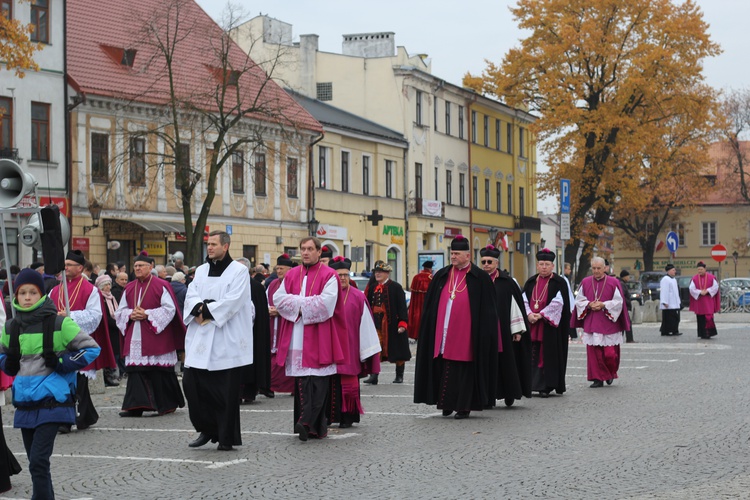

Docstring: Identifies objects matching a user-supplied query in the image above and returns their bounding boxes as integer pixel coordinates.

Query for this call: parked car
[623,280,643,306]
[719,278,750,307]
[676,275,692,309]
[719,278,750,293]
[639,271,667,301]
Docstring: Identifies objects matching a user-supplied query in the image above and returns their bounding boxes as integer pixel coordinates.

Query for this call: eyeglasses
[480,260,494,264]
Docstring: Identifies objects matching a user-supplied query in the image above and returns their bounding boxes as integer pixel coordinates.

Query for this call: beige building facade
[236,16,540,285]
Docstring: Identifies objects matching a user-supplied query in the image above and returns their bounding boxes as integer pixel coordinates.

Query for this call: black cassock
[522,273,571,394]
[414,264,498,409]
[492,271,532,404]
[240,278,271,400]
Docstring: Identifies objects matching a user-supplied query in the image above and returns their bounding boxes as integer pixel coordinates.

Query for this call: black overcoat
[414,264,498,405]
[365,279,411,362]
[243,278,271,390]
[493,271,532,400]
[522,273,571,394]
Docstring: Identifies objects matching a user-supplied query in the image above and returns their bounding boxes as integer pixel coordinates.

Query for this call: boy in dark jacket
[0,269,101,499]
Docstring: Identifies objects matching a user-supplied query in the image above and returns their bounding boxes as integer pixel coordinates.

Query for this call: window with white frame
[701,222,716,246]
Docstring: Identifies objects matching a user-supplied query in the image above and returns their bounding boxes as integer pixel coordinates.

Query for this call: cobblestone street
[1,313,749,499]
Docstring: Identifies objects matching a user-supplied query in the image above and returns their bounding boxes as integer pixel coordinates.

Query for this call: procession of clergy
[27,230,723,449]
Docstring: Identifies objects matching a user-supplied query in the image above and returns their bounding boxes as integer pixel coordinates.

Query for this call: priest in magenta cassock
[522,248,571,397]
[480,244,530,407]
[329,257,381,428]
[267,254,295,395]
[50,249,116,432]
[573,257,631,388]
[115,254,185,416]
[689,261,721,339]
[274,237,347,441]
[413,235,498,420]
[183,231,255,451]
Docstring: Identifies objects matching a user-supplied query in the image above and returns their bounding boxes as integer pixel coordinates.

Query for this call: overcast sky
[196,0,749,211]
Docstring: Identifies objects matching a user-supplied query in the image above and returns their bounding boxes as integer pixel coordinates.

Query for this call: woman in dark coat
[363,262,410,385]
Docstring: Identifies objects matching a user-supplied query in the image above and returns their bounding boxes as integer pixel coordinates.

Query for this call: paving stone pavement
[1,313,749,499]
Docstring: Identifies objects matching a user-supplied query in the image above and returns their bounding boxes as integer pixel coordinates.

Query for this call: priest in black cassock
[414,236,498,419]
[235,258,272,403]
[479,245,531,407]
[522,249,571,397]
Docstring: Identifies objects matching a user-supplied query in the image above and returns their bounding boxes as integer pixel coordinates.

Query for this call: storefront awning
[103,218,186,234]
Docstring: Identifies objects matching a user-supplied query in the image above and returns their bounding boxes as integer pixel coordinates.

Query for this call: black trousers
[183,367,242,446]
[293,376,331,438]
[660,309,680,335]
[21,423,58,500]
[696,314,718,338]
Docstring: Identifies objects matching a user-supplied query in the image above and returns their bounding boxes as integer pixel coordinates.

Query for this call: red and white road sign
[711,244,727,262]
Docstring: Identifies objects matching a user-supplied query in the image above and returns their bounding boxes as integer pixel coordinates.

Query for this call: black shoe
[393,365,405,384]
[538,391,549,398]
[673,332,683,336]
[260,389,275,398]
[188,433,211,448]
[442,409,453,417]
[661,333,672,336]
[606,379,614,386]
[295,422,309,442]
[105,380,120,387]
[454,411,470,420]
[590,380,604,388]
[119,410,143,418]
[58,425,72,434]
[504,397,515,407]
[363,374,378,385]
[217,444,234,451]
[338,422,352,429]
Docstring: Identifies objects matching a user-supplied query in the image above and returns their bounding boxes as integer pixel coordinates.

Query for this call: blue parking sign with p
[560,179,571,214]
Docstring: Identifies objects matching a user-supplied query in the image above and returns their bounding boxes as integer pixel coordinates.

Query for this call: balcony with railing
[514,215,541,231]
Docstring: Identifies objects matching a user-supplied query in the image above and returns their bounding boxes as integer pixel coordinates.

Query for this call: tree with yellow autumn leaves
[464,0,720,280]
[1,2,41,77]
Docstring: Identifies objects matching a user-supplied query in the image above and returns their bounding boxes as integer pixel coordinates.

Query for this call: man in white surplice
[182,231,254,451]
[114,254,185,418]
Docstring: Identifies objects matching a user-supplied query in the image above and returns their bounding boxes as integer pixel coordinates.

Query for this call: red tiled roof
[67,0,321,133]
[702,141,750,205]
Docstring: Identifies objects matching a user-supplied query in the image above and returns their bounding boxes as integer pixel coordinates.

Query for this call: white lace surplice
[275,273,338,377]
[115,287,178,367]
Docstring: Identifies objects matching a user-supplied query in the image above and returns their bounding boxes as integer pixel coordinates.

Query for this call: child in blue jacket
[0,269,100,499]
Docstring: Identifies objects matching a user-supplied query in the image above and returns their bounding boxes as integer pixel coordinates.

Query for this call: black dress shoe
[260,389,275,398]
[58,425,72,434]
[188,433,211,448]
[119,410,143,418]
[338,422,352,429]
[538,391,549,398]
[606,379,614,386]
[454,411,470,420]
[673,332,683,336]
[442,409,453,417]
[590,380,604,388]
[294,422,309,442]
[217,444,233,451]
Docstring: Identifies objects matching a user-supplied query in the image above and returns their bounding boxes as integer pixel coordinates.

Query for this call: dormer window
[101,45,137,68]
[206,65,241,87]
[121,49,137,67]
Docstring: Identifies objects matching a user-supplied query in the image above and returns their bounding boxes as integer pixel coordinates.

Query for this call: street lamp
[733,250,739,277]
[307,217,319,236]
[83,201,102,234]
